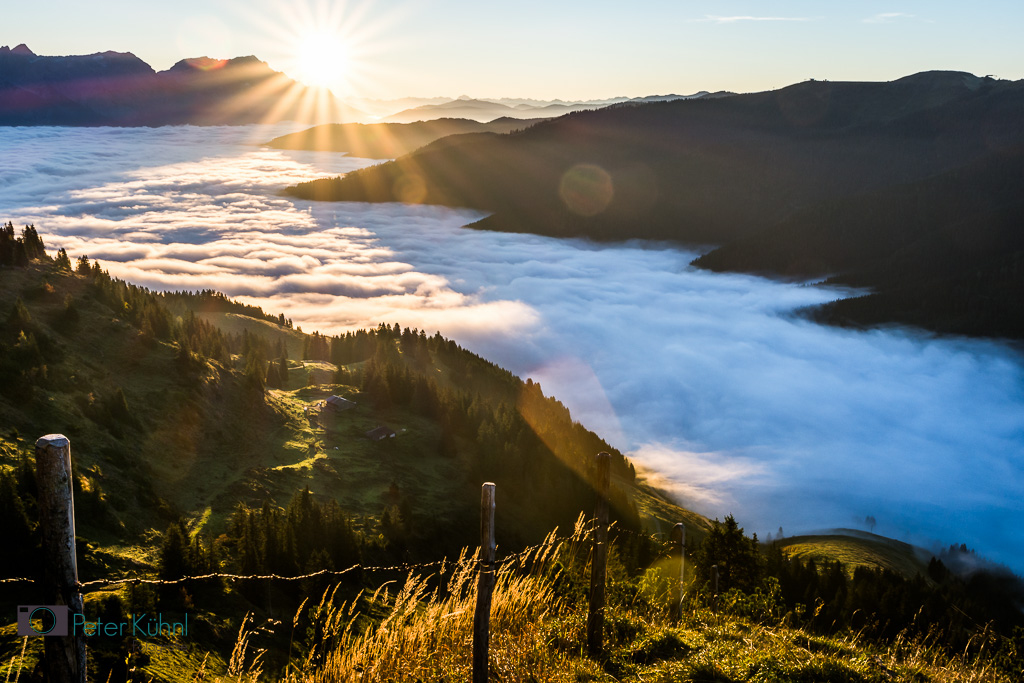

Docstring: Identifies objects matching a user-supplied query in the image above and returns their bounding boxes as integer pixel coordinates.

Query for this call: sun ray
[213,69,300,123]
[257,80,315,125]
[229,0,413,101]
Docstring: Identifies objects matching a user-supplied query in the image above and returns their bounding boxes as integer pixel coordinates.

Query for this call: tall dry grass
[248,524,599,682]
[205,521,1018,683]
[871,622,1014,683]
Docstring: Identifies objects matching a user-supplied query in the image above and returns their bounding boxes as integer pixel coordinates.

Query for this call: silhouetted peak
[1,44,36,56]
[167,57,227,73]
[893,70,982,87]
[89,50,150,66]
[0,45,360,125]
[225,55,270,69]
[94,50,133,57]
[165,56,272,75]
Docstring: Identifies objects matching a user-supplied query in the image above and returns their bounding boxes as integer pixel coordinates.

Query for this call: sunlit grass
[194,526,1014,683]
[779,533,928,578]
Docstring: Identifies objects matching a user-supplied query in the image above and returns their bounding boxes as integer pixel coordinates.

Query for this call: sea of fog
[2,125,1023,571]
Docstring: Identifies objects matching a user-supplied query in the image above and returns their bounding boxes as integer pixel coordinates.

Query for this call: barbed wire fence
[0,528,675,589]
[8,436,693,683]
[0,533,607,590]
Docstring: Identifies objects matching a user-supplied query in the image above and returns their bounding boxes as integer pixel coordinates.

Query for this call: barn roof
[326,395,356,409]
[365,425,396,440]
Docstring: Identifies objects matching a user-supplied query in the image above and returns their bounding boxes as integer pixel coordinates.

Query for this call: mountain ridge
[0,44,366,126]
[0,45,723,126]
[285,70,1024,339]
[263,117,544,157]
[381,90,718,123]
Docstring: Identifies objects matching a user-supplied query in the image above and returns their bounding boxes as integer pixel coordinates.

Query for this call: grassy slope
[193,311,306,359]
[192,528,1013,683]
[0,265,449,568]
[778,530,931,579]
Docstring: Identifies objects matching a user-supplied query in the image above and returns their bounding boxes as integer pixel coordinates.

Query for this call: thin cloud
[864,12,915,24]
[697,15,819,24]
[631,443,772,511]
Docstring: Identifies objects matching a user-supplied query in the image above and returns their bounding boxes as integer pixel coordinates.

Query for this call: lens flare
[559,164,614,216]
[393,172,428,204]
[183,57,228,72]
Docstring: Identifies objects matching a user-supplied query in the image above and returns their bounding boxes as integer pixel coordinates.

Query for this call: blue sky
[5,1,1023,100]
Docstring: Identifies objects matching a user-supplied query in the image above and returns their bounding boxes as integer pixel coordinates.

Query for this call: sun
[295,31,351,89]
[243,0,404,101]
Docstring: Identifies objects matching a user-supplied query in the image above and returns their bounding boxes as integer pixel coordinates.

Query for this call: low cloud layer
[2,126,1023,571]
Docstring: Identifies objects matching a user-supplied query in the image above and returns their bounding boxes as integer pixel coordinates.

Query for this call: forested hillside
[2,225,1022,682]
[0,222,656,546]
[0,224,681,677]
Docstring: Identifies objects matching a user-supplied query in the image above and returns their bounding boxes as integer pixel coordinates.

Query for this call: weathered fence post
[35,434,86,683]
[673,522,686,621]
[473,482,496,683]
[587,452,610,658]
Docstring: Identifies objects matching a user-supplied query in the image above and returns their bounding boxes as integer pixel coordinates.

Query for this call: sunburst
[242,0,399,99]
[294,30,351,89]
[224,0,412,126]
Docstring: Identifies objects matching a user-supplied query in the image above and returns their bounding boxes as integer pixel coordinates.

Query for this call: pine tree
[20,225,45,260]
[158,522,189,582]
[245,361,267,403]
[7,298,31,335]
[0,222,15,265]
[695,514,764,594]
[54,248,72,271]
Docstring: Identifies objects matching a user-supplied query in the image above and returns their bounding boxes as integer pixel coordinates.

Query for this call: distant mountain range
[380,92,723,123]
[286,71,1024,339]
[348,93,718,119]
[0,44,366,126]
[0,44,726,126]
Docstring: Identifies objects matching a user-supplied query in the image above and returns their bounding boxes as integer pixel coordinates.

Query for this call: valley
[1,73,1022,683]
[2,240,1021,682]
[4,1,1024,679]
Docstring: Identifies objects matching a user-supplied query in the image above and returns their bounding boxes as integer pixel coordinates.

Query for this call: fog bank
[2,126,1022,571]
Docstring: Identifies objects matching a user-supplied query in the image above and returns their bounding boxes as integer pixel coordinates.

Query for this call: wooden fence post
[673,522,686,621]
[587,452,610,658]
[473,482,496,683]
[35,434,86,683]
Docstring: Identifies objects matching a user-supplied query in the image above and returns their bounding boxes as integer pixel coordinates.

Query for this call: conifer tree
[54,247,72,271]
[695,514,764,594]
